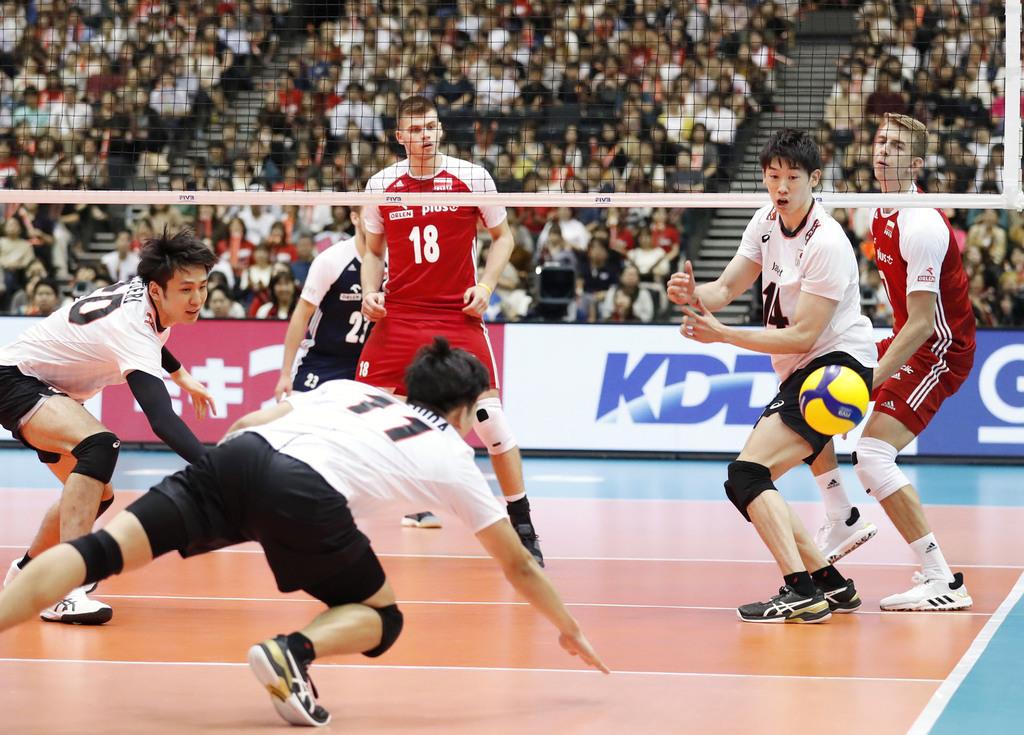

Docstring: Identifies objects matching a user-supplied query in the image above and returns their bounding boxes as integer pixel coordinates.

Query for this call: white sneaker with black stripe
[40,586,113,625]
[880,571,973,611]
[815,507,877,564]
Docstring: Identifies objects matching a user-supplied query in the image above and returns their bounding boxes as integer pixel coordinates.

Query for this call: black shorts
[0,364,66,462]
[758,351,874,465]
[292,354,358,393]
[125,432,384,605]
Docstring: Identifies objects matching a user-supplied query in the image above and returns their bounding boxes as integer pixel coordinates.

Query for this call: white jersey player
[0,230,217,624]
[0,338,607,729]
[668,128,876,624]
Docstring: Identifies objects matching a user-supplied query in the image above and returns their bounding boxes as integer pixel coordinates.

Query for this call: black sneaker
[737,586,832,624]
[248,635,331,727]
[515,522,544,567]
[820,578,862,613]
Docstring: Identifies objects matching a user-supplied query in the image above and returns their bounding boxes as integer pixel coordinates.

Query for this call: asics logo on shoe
[54,598,75,612]
[826,479,840,489]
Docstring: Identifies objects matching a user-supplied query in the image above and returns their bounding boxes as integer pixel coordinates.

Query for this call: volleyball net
[0,0,1017,211]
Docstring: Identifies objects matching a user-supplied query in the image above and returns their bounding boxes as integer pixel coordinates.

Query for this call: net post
[1005,0,1023,211]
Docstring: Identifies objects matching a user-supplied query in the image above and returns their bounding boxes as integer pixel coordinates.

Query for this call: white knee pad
[474,397,517,456]
[853,437,910,502]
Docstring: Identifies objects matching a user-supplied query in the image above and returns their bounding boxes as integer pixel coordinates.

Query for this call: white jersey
[240,380,506,533]
[737,202,876,381]
[0,277,169,401]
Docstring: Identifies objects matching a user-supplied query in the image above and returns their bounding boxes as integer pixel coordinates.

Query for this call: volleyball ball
[798,365,870,436]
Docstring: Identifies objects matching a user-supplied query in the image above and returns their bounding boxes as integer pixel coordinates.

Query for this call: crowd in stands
[0,0,1020,326]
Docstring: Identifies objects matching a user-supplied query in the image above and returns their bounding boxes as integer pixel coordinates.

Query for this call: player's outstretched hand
[559,630,610,674]
[680,297,724,344]
[462,284,490,316]
[273,373,293,402]
[176,370,217,419]
[362,291,387,321]
[667,260,696,306]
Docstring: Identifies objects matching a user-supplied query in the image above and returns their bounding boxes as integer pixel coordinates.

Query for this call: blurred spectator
[24,277,61,317]
[202,285,246,319]
[600,265,655,323]
[100,230,141,283]
[255,271,299,319]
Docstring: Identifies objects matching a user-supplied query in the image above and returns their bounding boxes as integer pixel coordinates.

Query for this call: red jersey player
[358,96,543,565]
[811,113,975,611]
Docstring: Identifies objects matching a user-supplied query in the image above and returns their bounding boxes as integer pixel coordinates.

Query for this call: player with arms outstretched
[810,113,975,612]
[0,340,607,728]
[0,229,217,623]
[668,129,876,623]
[359,96,543,563]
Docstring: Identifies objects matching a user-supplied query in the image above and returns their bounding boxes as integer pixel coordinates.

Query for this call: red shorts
[356,315,499,394]
[872,335,974,435]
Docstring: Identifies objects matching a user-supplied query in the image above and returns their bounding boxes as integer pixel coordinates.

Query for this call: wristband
[476,282,493,297]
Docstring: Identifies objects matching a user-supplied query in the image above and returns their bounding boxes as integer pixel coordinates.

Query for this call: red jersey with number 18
[362,155,507,322]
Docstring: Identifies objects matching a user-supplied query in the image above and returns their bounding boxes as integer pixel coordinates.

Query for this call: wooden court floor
[1,452,1021,734]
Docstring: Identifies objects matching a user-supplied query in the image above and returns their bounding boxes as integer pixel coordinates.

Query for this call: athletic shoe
[40,586,113,625]
[7,556,98,593]
[819,578,862,613]
[880,571,973,611]
[402,512,442,529]
[815,507,878,563]
[737,586,832,624]
[515,522,544,567]
[4,559,19,587]
[248,635,331,727]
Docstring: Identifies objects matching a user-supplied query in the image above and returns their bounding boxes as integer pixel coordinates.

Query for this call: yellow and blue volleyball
[798,365,870,436]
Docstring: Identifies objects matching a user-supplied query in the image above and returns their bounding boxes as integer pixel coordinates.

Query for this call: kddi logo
[596,352,775,424]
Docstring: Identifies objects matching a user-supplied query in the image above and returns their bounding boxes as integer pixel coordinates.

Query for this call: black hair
[759,128,822,175]
[137,227,218,290]
[405,337,489,416]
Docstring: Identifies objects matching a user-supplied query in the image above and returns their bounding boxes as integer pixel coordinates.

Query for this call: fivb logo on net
[596,351,775,424]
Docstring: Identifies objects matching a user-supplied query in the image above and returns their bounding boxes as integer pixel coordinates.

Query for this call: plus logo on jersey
[876,249,894,265]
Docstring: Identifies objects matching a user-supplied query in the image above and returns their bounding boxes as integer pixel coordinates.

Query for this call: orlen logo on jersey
[389,210,414,221]
[595,352,773,424]
[917,267,936,283]
[876,249,894,265]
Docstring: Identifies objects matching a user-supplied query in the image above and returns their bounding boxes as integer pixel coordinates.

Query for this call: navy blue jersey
[294,238,371,381]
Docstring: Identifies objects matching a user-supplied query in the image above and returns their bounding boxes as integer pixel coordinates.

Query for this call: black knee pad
[68,529,124,587]
[725,461,776,522]
[71,432,121,484]
[362,604,404,658]
[96,495,114,519]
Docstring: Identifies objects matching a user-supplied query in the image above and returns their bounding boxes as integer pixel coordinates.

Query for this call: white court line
[906,571,1024,735]
[92,592,992,617]
[0,657,942,684]
[0,544,1021,570]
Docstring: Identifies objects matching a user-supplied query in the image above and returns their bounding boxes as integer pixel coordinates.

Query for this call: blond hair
[882,113,927,160]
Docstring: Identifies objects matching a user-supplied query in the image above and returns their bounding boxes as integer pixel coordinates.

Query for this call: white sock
[910,533,955,583]
[504,491,526,503]
[816,468,852,522]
